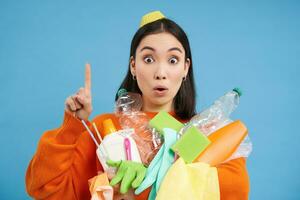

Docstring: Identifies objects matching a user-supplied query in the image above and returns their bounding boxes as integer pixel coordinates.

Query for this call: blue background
[0,0,299,199]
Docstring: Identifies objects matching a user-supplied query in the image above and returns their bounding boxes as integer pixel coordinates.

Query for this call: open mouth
[153,86,168,96]
[154,86,168,91]
[155,88,166,91]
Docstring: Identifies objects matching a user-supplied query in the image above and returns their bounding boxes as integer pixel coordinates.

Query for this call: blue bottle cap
[117,88,128,97]
[233,88,242,97]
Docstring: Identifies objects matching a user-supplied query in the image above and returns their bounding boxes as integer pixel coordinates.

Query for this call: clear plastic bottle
[115,89,162,165]
[115,89,143,114]
[179,88,242,136]
[179,88,252,160]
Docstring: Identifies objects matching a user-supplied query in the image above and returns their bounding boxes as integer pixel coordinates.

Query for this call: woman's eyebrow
[168,47,182,54]
[140,46,182,53]
[140,46,155,52]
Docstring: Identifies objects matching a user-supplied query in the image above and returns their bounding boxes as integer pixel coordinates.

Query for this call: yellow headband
[139,11,166,28]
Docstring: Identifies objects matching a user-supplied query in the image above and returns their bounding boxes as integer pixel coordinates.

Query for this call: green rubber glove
[106,160,147,194]
[135,128,177,199]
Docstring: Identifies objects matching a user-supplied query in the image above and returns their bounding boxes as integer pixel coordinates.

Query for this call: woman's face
[131,32,190,112]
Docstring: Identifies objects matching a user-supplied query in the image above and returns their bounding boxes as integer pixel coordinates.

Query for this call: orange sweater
[26,111,250,200]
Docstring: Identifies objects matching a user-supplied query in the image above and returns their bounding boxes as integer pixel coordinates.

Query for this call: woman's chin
[144,100,173,112]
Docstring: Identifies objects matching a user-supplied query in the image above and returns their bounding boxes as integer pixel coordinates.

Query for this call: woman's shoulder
[92,113,117,123]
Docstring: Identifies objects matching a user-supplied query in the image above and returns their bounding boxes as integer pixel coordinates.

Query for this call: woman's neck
[142,100,174,113]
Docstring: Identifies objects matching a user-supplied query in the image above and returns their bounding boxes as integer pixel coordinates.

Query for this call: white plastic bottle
[96,119,142,178]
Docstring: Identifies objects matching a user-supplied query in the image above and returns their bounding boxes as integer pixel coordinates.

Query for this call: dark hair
[116,18,196,120]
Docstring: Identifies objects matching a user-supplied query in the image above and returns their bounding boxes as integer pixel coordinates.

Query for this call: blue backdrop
[0,0,299,199]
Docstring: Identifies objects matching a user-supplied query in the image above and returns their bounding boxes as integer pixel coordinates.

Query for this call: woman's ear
[130,56,136,76]
[184,58,191,77]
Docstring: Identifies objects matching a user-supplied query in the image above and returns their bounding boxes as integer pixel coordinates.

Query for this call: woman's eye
[169,57,179,64]
[143,56,154,63]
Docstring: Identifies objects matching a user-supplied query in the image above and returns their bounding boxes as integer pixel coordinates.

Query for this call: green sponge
[171,126,211,163]
[149,111,184,135]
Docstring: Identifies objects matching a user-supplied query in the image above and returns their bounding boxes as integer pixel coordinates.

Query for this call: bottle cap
[103,119,117,136]
[117,88,128,98]
[233,88,242,97]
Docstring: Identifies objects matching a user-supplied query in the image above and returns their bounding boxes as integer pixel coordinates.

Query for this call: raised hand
[65,63,93,121]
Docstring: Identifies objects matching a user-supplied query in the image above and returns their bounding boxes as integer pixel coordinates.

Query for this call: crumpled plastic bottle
[115,88,162,165]
[179,88,252,161]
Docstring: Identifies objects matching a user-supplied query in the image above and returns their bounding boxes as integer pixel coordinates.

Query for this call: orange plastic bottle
[194,120,247,166]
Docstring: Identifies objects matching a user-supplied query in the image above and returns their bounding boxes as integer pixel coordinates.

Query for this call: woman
[26,11,250,199]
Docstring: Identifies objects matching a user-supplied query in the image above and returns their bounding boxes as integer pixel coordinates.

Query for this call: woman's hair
[116,18,196,120]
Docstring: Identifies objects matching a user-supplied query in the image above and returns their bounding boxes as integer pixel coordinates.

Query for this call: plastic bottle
[195,120,248,166]
[179,88,252,161]
[102,118,117,137]
[179,88,242,136]
[115,89,162,165]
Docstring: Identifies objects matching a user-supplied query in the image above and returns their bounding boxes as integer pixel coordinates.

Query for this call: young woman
[26,11,250,200]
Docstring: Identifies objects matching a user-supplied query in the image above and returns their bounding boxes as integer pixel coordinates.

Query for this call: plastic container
[115,89,162,165]
[179,88,252,161]
[96,119,142,179]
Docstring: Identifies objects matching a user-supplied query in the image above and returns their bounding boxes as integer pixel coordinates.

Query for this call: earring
[182,76,186,81]
[132,75,136,80]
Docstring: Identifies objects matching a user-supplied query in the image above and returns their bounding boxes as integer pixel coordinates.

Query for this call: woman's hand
[64,63,92,121]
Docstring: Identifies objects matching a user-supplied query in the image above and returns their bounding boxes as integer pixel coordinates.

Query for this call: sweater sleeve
[217,157,250,200]
[25,111,99,200]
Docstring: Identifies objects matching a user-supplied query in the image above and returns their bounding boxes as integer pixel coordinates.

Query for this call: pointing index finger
[85,63,91,94]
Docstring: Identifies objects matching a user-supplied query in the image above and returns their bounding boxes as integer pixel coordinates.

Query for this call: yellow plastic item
[156,157,220,200]
[102,119,117,137]
[140,11,165,28]
[195,120,248,166]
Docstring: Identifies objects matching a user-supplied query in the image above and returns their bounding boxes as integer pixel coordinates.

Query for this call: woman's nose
[154,65,167,80]
[155,74,166,80]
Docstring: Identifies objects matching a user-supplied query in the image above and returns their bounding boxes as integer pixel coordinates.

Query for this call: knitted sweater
[26,111,250,200]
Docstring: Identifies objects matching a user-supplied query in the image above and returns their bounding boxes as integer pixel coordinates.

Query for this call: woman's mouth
[153,86,168,96]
